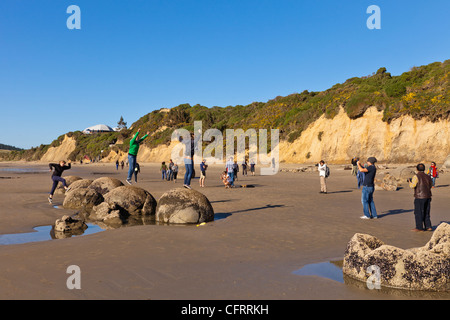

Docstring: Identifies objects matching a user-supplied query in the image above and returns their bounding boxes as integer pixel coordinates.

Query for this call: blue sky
[1,0,449,149]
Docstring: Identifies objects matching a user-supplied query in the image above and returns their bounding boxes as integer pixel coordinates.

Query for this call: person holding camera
[408,163,433,232]
[357,157,378,219]
[317,160,328,194]
[199,159,208,187]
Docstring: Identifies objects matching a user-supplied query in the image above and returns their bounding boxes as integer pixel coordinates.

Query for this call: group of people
[220,158,256,188]
[160,160,179,183]
[46,127,441,233]
[317,156,440,232]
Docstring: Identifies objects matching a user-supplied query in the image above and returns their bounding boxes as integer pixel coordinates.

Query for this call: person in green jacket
[127,128,149,184]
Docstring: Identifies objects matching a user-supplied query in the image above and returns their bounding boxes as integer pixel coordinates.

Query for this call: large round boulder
[343,223,449,291]
[156,188,214,224]
[55,176,82,195]
[102,186,156,216]
[63,188,104,213]
[88,177,124,195]
[66,179,93,193]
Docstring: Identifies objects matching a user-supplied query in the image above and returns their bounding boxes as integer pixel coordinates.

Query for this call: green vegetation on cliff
[3,59,449,161]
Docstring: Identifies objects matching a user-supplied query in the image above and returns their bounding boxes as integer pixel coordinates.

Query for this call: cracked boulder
[343,223,449,291]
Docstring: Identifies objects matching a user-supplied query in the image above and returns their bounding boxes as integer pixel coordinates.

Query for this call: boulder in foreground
[54,214,87,233]
[92,186,157,225]
[343,223,449,291]
[156,188,214,224]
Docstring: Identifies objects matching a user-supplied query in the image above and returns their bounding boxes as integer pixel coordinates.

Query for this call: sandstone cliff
[279,106,450,164]
[40,106,449,165]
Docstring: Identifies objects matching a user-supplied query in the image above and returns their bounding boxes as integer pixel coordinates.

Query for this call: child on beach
[48,160,71,203]
[221,171,232,188]
[427,162,439,187]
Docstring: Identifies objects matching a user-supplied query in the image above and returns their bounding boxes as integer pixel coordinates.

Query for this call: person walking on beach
[161,162,167,180]
[233,161,239,181]
[351,157,358,176]
[126,128,149,185]
[250,159,256,176]
[409,163,433,232]
[242,160,248,176]
[357,157,378,219]
[167,159,174,181]
[199,159,207,187]
[427,162,439,188]
[116,160,119,170]
[121,161,124,170]
[317,160,328,194]
[134,162,140,183]
[179,129,201,189]
[172,163,178,183]
[48,160,71,204]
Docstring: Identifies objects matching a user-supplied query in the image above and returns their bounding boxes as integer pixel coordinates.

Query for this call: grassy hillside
[0,143,22,151]
[3,59,449,162]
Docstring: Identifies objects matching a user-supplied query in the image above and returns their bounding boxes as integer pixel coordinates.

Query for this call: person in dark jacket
[48,160,71,203]
[357,157,378,219]
[408,163,433,232]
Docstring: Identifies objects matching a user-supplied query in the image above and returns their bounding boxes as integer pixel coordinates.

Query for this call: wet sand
[0,161,449,300]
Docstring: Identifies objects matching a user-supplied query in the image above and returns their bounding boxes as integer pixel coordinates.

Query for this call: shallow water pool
[293,261,344,283]
[0,224,105,245]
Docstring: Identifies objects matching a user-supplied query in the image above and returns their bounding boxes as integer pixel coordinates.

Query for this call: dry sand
[0,161,449,300]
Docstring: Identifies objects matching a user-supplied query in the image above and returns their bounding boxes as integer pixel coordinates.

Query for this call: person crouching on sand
[48,160,71,203]
[221,171,231,188]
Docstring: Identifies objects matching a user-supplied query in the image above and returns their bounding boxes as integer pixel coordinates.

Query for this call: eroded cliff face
[41,107,450,164]
[279,107,450,164]
[40,135,77,162]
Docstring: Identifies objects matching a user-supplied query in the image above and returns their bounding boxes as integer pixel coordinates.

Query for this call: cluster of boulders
[55,176,214,232]
[343,222,449,291]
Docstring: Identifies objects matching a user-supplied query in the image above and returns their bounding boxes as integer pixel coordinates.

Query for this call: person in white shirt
[318,160,327,194]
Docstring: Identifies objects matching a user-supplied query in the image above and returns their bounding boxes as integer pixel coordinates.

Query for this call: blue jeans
[228,172,234,186]
[184,162,193,186]
[127,154,136,181]
[361,186,377,218]
[49,176,67,196]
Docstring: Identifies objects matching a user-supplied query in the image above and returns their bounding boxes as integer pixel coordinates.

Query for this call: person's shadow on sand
[214,204,285,220]
[377,208,413,219]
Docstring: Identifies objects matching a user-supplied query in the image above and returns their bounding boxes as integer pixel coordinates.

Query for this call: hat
[367,157,377,164]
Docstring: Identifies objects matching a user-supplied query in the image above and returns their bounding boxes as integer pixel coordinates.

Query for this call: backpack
[325,166,330,178]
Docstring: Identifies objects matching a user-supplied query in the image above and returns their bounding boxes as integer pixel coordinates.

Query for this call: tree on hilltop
[117,116,127,130]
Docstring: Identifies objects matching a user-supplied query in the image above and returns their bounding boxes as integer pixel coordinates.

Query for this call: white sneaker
[126,179,132,185]
[360,216,370,219]
[48,196,53,204]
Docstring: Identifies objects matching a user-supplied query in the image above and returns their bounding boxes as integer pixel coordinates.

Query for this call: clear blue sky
[1,0,449,149]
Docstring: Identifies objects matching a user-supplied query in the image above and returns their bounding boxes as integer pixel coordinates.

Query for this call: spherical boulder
[156,188,214,224]
[63,188,104,213]
[102,186,156,216]
[88,177,124,195]
[55,176,82,195]
[66,179,93,193]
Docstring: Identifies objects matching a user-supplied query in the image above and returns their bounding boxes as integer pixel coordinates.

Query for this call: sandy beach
[0,161,449,300]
